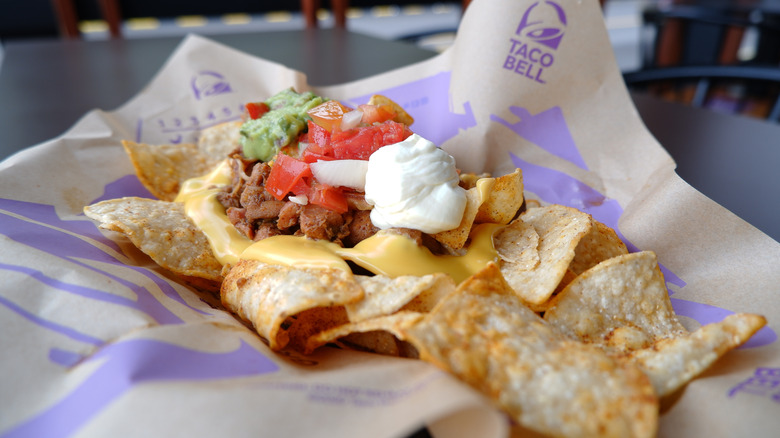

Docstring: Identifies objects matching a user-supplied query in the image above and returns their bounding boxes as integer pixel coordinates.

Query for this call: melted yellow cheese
[176,159,501,282]
[175,160,254,265]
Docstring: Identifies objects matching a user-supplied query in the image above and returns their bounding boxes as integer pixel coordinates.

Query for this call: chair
[49,0,350,39]
[623,3,780,121]
[301,0,348,29]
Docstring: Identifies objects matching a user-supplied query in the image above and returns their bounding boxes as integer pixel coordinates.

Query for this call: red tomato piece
[310,183,349,214]
[289,176,312,197]
[330,120,413,160]
[307,100,352,132]
[265,154,313,200]
[306,120,332,154]
[301,149,336,164]
[358,104,395,125]
[245,102,270,119]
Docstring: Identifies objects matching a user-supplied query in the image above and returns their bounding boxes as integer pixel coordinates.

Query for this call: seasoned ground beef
[217,157,363,246]
[216,155,452,253]
[343,210,379,247]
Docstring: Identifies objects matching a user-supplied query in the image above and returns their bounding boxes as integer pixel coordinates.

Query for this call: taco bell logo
[503,1,567,84]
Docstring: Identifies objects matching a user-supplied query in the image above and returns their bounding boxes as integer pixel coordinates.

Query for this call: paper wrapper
[1,1,778,436]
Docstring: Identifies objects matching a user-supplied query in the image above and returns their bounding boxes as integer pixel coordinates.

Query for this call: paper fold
[1,1,778,437]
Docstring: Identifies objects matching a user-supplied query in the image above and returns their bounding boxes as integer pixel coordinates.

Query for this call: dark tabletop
[1,29,778,243]
[0,29,438,157]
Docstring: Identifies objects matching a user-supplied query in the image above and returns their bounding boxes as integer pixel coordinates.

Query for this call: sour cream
[364,134,466,234]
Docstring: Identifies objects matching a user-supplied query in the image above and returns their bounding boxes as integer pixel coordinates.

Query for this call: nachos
[85,88,766,438]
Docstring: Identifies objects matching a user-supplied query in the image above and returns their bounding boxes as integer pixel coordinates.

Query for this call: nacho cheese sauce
[364,134,467,234]
[175,159,502,283]
[242,223,502,283]
[175,160,254,262]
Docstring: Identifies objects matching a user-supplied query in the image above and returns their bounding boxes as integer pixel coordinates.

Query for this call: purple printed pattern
[191,70,233,100]
[516,1,568,50]
[0,175,280,437]
[503,1,568,84]
[492,105,588,169]
[3,339,278,438]
[256,371,443,407]
[499,106,776,348]
[136,104,244,145]
[347,71,477,146]
[728,367,780,403]
[134,70,241,144]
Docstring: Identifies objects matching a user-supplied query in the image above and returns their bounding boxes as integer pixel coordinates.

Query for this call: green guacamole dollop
[239,88,325,161]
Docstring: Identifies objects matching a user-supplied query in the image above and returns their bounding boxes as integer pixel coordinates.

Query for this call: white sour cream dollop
[364,134,466,234]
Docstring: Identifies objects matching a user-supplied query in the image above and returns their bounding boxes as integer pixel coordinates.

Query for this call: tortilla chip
[399,273,456,313]
[197,121,242,163]
[402,264,658,438]
[544,251,688,354]
[432,186,483,251]
[122,121,240,201]
[458,172,491,189]
[474,169,524,225]
[83,197,223,281]
[498,205,592,308]
[220,260,363,351]
[626,313,766,397]
[122,141,209,201]
[494,218,539,269]
[305,311,424,355]
[368,94,414,126]
[347,273,454,323]
[525,198,542,209]
[570,218,629,275]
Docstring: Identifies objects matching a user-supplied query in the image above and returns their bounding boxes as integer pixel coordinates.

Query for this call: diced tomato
[289,176,312,197]
[330,120,413,160]
[265,154,313,201]
[309,183,349,214]
[301,148,336,163]
[245,102,270,120]
[300,120,335,162]
[306,120,332,153]
[358,104,395,125]
[307,100,352,132]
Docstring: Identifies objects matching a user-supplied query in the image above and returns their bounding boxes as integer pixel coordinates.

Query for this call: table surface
[1,29,778,243]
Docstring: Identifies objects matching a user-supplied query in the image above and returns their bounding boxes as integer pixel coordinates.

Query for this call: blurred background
[2,0,780,120]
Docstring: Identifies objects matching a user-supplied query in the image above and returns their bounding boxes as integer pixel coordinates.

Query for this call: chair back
[50,0,349,39]
[624,2,780,121]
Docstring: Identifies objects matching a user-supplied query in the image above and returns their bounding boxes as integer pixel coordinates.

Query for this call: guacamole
[240,88,325,161]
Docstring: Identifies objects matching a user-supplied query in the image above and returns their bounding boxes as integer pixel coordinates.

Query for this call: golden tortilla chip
[494,218,539,269]
[474,168,524,225]
[498,204,592,308]
[220,260,363,351]
[570,218,629,275]
[83,197,223,281]
[544,251,688,354]
[122,121,240,201]
[432,186,483,251]
[402,264,658,438]
[305,311,424,355]
[197,121,242,163]
[368,94,414,126]
[347,273,454,323]
[626,313,766,397]
[398,273,456,313]
[458,171,491,189]
[525,198,542,209]
[122,141,210,201]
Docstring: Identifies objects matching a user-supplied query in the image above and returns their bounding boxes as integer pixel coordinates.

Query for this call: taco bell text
[502,0,567,84]
[503,39,551,84]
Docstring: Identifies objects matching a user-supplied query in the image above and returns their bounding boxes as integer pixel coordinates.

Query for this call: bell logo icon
[515,1,567,51]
